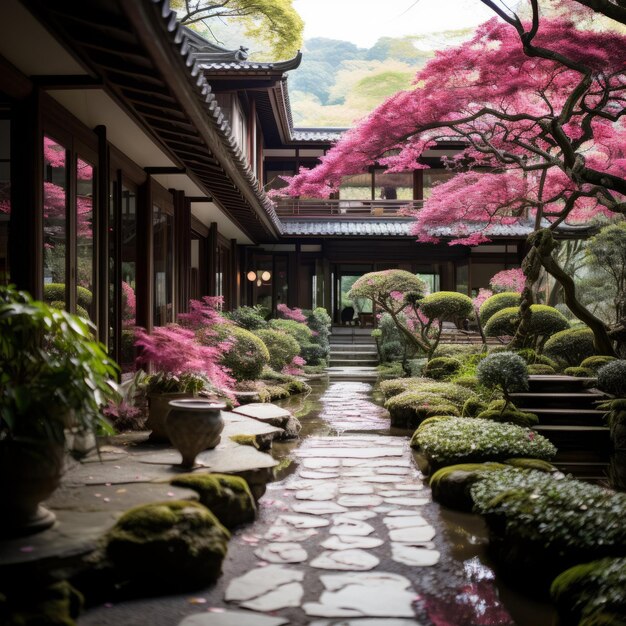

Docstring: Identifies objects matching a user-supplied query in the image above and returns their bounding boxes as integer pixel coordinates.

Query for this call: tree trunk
[531,229,616,356]
[510,243,542,349]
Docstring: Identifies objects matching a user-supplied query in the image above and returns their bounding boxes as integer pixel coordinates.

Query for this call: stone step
[329,351,378,361]
[326,366,379,380]
[329,359,379,367]
[524,407,606,427]
[330,343,378,350]
[528,375,597,393]
[554,460,609,482]
[534,424,611,457]
[511,391,606,409]
[329,337,376,346]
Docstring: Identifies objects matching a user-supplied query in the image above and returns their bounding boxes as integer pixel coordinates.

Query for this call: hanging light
[246,270,272,285]
[246,270,257,282]
[261,270,271,282]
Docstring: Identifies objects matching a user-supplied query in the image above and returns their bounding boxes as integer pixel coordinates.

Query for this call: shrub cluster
[477,352,529,398]
[484,304,569,341]
[479,292,521,325]
[226,306,267,330]
[597,360,626,397]
[418,291,474,323]
[424,356,462,380]
[253,328,300,372]
[544,327,596,367]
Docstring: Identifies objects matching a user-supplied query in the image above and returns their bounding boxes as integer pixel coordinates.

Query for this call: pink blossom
[490,269,525,293]
[473,288,493,310]
[282,355,306,376]
[277,303,307,323]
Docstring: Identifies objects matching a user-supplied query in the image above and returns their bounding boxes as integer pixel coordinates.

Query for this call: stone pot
[0,440,64,537]
[146,392,193,441]
[165,399,226,468]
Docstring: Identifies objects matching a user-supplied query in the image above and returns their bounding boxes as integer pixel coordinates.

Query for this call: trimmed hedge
[253,329,300,372]
[226,305,268,330]
[597,360,626,397]
[418,291,474,321]
[410,418,556,473]
[527,364,557,375]
[477,351,529,396]
[564,366,593,378]
[580,355,617,372]
[544,327,596,367]
[484,304,569,339]
[44,283,93,308]
[479,292,521,325]
[476,399,538,427]
[268,318,313,348]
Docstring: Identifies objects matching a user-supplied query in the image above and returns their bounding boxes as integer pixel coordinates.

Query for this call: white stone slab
[383,496,429,506]
[329,519,375,537]
[337,495,383,508]
[389,525,436,543]
[254,543,307,564]
[342,458,412,468]
[311,549,380,571]
[391,544,440,567]
[393,483,424,491]
[300,470,340,479]
[321,535,384,551]
[302,458,341,469]
[338,484,374,495]
[292,501,348,515]
[385,509,420,516]
[278,514,330,528]
[240,582,304,612]
[295,486,337,501]
[225,565,303,602]
[179,611,289,626]
[263,525,317,543]
[383,515,429,529]
[232,403,291,420]
[297,447,404,459]
[333,510,378,522]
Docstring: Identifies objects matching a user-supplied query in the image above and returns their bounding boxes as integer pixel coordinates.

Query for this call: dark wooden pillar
[230,238,239,310]
[207,221,218,296]
[173,190,190,313]
[10,88,43,297]
[136,177,153,330]
[95,125,109,344]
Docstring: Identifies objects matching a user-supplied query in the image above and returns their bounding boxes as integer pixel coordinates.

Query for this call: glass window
[423,168,455,199]
[339,173,371,200]
[374,170,413,200]
[456,263,469,295]
[76,157,94,319]
[416,273,440,294]
[43,136,68,302]
[0,117,10,286]
[153,202,173,326]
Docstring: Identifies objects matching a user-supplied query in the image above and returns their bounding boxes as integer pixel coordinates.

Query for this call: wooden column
[136,177,153,330]
[10,88,43,297]
[173,190,190,313]
[230,238,239,310]
[207,221,218,296]
[95,125,109,344]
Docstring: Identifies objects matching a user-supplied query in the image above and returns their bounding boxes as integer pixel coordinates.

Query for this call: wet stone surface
[78,380,553,626]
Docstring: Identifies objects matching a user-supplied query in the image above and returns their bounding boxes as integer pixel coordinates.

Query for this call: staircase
[327,326,379,379]
[510,375,611,482]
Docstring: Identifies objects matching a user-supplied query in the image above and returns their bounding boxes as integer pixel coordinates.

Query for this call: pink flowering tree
[276,303,307,323]
[279,0,623,354]
[490,269,525,294]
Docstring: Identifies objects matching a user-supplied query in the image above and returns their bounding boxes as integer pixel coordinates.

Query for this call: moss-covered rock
[429,462,507,512]
[462,396,488,417]
[544,327,596,367]
[104,500,230,591]
[170,474,256,528]
[281,379,312,395]
[476,399,539,427]
[378,377,431,399]
[503,457,558,472]
[471,469,626,594]
[264,384,291,400]
[580,355,617,373]
[551,558,626,626]
[410,418,556,474]
[423,356,461,380]
[453,375,480,390]
[0,581,83,626]
[564,366,593,378]
[527,364,556,375]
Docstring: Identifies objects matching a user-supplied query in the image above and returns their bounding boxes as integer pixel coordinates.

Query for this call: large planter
[146,392,193,441]
[0,441,64,537]
[166,399,226,468]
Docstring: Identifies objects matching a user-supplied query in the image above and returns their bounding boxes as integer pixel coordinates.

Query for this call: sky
[292,0,499,48]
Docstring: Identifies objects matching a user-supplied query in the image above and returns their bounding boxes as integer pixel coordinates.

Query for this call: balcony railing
[274,198,423,218]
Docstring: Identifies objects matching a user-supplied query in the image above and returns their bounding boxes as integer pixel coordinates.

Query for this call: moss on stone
[104,500,230,591]
[580,355,617,372]
[527,364,556,375]
[378,377,431,399]
[564,366,593,378]
[171,473,256,528]
[551,558,626,626]
[476,399,539,427]
[503,457,557,472]
[429,462,507,512]
[264,384,291,400]
[423,356,462,380]
[281,379,312,395]
[453,375,480,389]
[229,434,260,449]
[0,581,83,626]
[462,396,488,417]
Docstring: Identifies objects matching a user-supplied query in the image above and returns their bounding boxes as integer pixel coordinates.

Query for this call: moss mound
[429,462,507,512]
[544,327,596,367]
[471,469,626,593]
[410,418,556,474]
[462,396,488,417]
[423,356,461,380]
[551,558,626,626]
[527,364,556,375]
[580,355,617,373]
[104,500,230,591]
[476,399,539,427]
[503,457,557,472]
[0,581,83,626]
[484,304,569,339]
[564,366,593,378]
[378,377,431,399]
[170,473,256,528]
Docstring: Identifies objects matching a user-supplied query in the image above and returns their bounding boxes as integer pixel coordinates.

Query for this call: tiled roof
[281,220,414,237]
[292,128,347,142]
[196,56,303,72]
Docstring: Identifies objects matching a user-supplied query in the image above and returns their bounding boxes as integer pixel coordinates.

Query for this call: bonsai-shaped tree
[348,269,473,359]
[477,351,529,413]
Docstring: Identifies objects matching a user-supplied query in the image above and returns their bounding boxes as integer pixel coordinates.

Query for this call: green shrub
[515,348,558,368]
[471,469,626,590]
[226,305,268,330]
[376,361,405,380]
[477,352,529,399]
[304,307,331,364]
[580,355,617,372]
[44,283,93,308]
[597,360,626,396]
[462,396,488,417]
[49,300,90,319]
[484,304,569,340]
[454,375,480,389]
[476,399,538,427]
[479,292,521,325]
[544,327,596,367]
[378,377,431,399]
[424,356,461,380]
[301,343,327,365]
[388,396,460,427]
[564,366,593,378]
[411,418,556,472]
[418,291,474,322]
[527,364,556,375]
[551,558,626,626]
[434,343,484,359]
[269,318,313,348]
[407,358,427,377]
[253,329,300,372]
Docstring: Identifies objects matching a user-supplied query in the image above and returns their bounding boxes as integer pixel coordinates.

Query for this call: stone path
[80,381,544,626]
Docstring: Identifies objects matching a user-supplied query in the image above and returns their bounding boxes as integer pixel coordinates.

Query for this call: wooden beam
[144,166,186,175]
[32,75,104,90]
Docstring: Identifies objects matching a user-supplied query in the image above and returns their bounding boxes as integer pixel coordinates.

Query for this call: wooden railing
[274,198,423,218]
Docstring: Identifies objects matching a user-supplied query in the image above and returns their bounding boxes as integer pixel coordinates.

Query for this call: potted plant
[0,286,118,536]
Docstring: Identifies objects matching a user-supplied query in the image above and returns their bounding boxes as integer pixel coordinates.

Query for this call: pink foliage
[490,268,525,293]
[277,303,307,323]
[282,355,306,376]
[121,281,136,321]
[473,288,494,310]
[178,296,228,330]
[277,5,626,244]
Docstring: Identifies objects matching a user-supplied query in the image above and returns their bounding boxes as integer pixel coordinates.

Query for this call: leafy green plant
[477,351,528,409]
[423,356,461,380]
[410,418,556,471]
[479,292,521,325]
[0,286,118,444]
[580,355,617,372]
[418,291,474,324]
[254,328,300,372]
[597,360,626,397]
[226,305,268,330]
[564,366,593,377]
[144,372,211,396]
